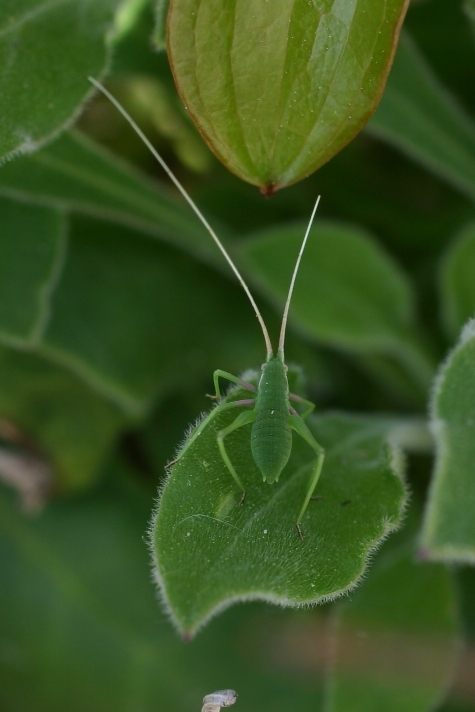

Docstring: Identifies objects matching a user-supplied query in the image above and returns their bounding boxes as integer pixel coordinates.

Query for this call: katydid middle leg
[165,399,254,468]
[217,408,256,504]
[290,413,325,540]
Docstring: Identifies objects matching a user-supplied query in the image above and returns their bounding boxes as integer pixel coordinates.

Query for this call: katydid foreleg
[211,370,256,399]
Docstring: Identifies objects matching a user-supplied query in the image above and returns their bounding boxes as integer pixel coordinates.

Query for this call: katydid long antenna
[88,78,320,361]
[88,77,273,357]
[277,195,321,360]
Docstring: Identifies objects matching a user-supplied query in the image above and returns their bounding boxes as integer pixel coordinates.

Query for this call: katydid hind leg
[290,414,325,540]
[217,409,256,502]
[289,392,315,419]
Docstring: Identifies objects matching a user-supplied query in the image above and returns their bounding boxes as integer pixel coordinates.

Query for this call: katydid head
[88,78,320,366]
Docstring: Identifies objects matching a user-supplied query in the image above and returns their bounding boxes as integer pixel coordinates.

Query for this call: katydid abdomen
[251,357,292,484]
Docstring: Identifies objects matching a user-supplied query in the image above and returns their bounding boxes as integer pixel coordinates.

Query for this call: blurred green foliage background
[2,0,475,710]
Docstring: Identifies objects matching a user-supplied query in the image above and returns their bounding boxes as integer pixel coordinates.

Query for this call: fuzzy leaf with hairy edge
[152,371,407,636]
[0,0,127,164]
[167,0,409,192]
[421,319,475,562]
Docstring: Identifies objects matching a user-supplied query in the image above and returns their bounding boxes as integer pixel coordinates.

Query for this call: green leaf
[0,136,264,417]
[112,2,176,76]
[0,198,65,348]
[113,0,152,43]
[107,75,213,173]
[0,470,325,712]
[239,220,435,391]
[167,0,409,192]
[38,214,220,413]
[327,542,459,712]
[0,346,129,491]
[457,565,475,643]
[0,131,221,266]
[367,32,475,202]
[152,374,407,636]
[0,0,124,164]
[154,0,171,50]
[421,319,475,562]
[36,213,264,416]
[439,221,475,341]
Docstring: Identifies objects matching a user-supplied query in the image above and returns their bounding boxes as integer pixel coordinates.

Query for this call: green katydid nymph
[89,77,325,540]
